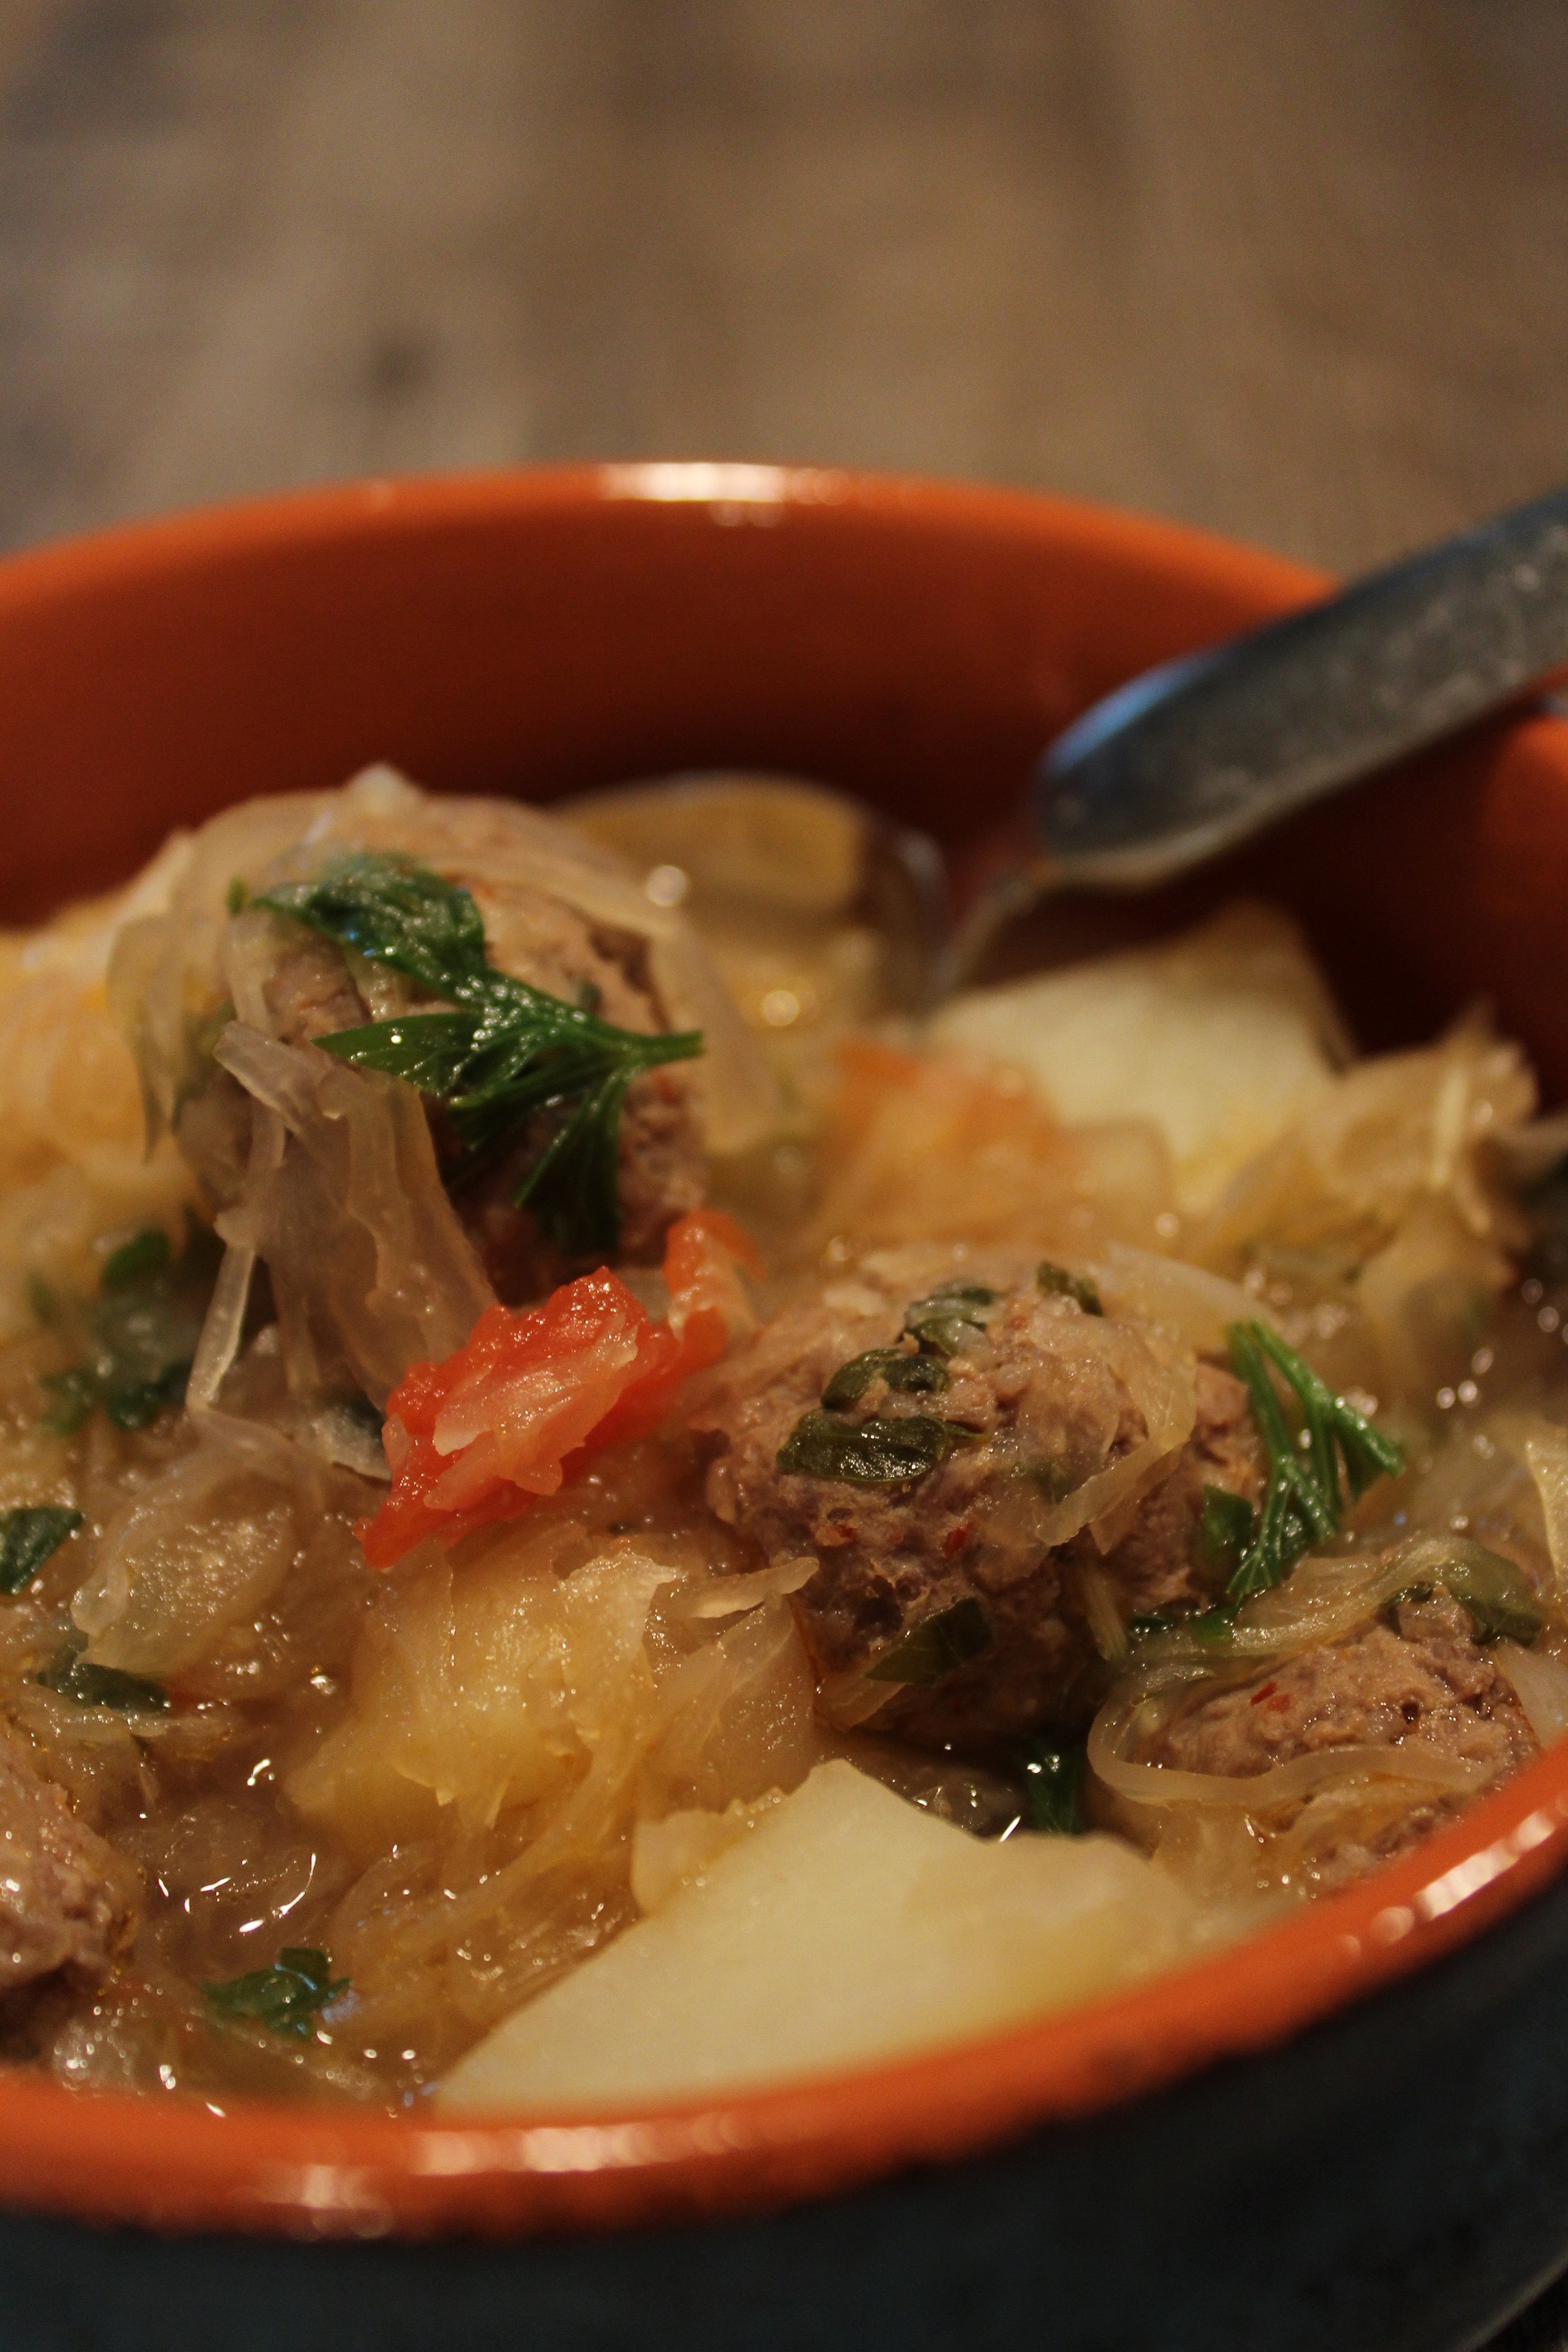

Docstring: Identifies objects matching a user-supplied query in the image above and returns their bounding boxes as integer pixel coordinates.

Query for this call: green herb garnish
[1032,1456,1086,1504]
[251,853,703,1258]
[100,1229,171,1290]
[38,1218,220,1435]
[902,1282,998,1358]
[821,1348,950,1408]
[1429,1542,1544,1646]
[776,1409,975,1484]
[1036,1261,1102,1315]
[35,1656,167,1711]
[38,1367,97,1436]
[0,1506,83,1594]
[1130,1602,1239,1649]
[1200,1483,1258,1577]
[1017,1739,1087,1834]
[202,1946,348,2040]
[865,1596,993,1685]
[1251,1323,1405,1507]
[1223,1321,1404,1602]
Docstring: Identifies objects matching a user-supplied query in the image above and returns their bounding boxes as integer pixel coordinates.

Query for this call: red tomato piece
[359,1210,759,1568]
[592,1209,762,1449]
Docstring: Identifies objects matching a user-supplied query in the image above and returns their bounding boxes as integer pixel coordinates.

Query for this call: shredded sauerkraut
[0,770,1561,2111]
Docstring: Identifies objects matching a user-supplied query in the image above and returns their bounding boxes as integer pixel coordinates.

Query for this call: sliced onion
[1139,1532,1537,1674]
[187,1241,256,1416]
[108,791,332,1139]
[1493,1638,1568,1749]
[1090,1243,1279,1355]
[1077,1562,1130,1666]
[70,1416,336,1671]
[818,1666,901,1730]
[1523,1421,1568,1598]
[1087,1693,1486,1816]
[649,1595,804,1781]
[1006,1316,1196,1556]
[215,1023,493,1406]
[1220,1549,1418,1658]
[677,1554,819,1621]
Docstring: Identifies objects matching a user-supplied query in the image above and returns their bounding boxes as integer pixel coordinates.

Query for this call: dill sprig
[1223,1319,1405,1602]
[251,854,703,1258]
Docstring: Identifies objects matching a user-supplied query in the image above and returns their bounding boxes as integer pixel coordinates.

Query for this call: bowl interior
[3,462,1568,2240]
[8,463,1568,1087]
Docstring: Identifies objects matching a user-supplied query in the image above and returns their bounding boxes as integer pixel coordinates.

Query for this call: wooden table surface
[3,3,1568,2341]
[2,0,1567,573]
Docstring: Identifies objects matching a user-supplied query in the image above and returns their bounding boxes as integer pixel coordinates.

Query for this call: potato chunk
[930,903,1346,1213]
[436,1759,1198,2110]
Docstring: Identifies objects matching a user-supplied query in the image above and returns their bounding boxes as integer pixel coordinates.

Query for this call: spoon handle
[1035,481,1568,888]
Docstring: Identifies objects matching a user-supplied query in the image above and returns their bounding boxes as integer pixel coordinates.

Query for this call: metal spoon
[946,480,1568,985]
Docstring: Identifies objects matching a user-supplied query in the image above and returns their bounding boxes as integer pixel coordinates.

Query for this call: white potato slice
[437,1759,1197,2111]
[928,902,1348,1214]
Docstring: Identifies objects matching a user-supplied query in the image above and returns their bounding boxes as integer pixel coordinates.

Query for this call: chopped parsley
[1032,1455,1086,1504]
[1223,1320,1404,1601]
[37,1218,220,1435]
[1017,1739,1087,1835]
[1200,1483,1257,1578]
[202,1946,348,2039]
[1428,1543,1544,1646]
[99,1229,172,1290]
[35,1655,167,1712]
[865,1596,993,1685]
[251,853,703,1258]
[776,1410,975,1484]
[0,1506,83,1594]
[901,1282,998,1358]
[1036,1260,1102,1315]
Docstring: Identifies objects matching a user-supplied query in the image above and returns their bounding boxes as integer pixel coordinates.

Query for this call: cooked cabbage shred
[0,773,1556,2109]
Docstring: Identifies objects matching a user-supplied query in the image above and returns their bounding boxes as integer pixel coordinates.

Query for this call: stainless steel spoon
[946,480,1568,985]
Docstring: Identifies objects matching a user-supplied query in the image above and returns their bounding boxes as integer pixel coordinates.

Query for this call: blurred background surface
[1,0,1566,570]
[3,5,1568,2341]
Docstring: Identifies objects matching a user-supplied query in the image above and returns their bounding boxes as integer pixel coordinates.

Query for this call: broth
[0,768,1563,2111]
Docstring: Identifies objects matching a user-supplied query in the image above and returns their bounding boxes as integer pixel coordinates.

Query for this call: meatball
[252,838,703,1302]
[1138,1588,1538,1882]
[698,1247,1264,1749]
[0,1736,139,2028]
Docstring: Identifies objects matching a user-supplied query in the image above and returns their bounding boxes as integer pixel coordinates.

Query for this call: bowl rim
[3,461,1567,2243]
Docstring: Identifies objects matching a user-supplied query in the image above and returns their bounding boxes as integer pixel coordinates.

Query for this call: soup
[0,764,1563,2112]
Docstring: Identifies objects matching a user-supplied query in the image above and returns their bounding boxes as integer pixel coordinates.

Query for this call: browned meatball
[0,1736,139,2027]
[698,1247,1264,1749]
[259,870,703,1303]
[1136,1589,1538,1882]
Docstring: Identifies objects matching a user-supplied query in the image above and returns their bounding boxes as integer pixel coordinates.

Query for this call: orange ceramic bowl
[4,466,1568,2351]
